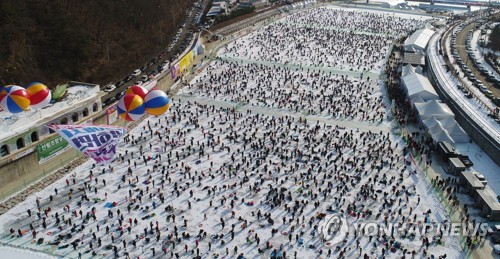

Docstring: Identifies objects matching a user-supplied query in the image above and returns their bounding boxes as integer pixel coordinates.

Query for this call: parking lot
[453,17,500,99]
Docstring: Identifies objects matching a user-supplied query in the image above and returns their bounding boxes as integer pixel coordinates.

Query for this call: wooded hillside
[0,0,194,87]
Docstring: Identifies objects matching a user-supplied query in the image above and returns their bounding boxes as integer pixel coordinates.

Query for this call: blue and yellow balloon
[144,90,170,116]
[0,85,31,113]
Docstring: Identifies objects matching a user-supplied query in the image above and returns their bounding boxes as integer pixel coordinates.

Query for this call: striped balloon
[144,90,170,116]
[117,94,145,121]
[0,85,31,113]
[125,85,148,99]
[26,82,51,109]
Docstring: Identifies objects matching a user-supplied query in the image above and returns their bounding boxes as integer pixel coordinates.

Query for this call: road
[456,20,500,97]
[100,0,209,105]
[428,19,500,259]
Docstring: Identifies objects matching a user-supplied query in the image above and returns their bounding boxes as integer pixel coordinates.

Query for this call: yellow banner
[179,51,194,72]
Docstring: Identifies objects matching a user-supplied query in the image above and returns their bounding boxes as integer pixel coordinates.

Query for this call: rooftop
[0,83,102,142]
[404,28,435,53]
[461,171,485,189]
[477,187,500,211]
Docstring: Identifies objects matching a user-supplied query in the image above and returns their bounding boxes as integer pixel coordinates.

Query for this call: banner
[106,105,118,125]
[171,64,180,79]
[48,124,127,164]
[194,41,205,56]
[37,135,70,164]
[179,50,194,72]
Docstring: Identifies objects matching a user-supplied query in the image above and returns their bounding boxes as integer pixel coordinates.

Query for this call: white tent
[443,120,469,143]
[378,0,406,8]
[402,72,439,104]
[415,65,423,74]
[414,100,454,120]
[422,116,468,144]
[404,28,435,53]
[437,116,456,128]
[432,130,455,145]
[402,64,416,77]
[423,117,440,128]
[411,95,425,104]
[428,123,445,135]
[402,64,423,77]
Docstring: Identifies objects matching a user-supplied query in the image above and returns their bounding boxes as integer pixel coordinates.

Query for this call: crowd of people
[0,6,461,259]
[1,101,457,258]
[220,7,428,73]
[187,59,386,122]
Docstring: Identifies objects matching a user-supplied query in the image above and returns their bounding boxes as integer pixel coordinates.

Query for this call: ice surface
[0,6,463,259]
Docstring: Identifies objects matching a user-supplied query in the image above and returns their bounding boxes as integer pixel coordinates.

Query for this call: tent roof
[438,116,456,128]
[432,130,455,145]
[414,100,454,117]
[402,64,423,76]
[402,72,439,100]
[423,116,469,143]
[402,64,416,77]
[403,52,426,65]
[446,122,467,136]
[404,28,435,52]
[423,116,441,129]
[428,123,445,135]
[410,94,425,104]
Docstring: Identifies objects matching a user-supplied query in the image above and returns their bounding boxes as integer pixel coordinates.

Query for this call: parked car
[116,80,126,87]
[125,75,134,82]
[469,78,479,84]
[134,81,143,86]
[494,244,500,254]
[103,84,116,92]
[140,75,148,82]
[131,69,141,77]
[115,91,125,100]
[484,90,494,99]
[478,84,488,93]
[492,233,500,244]
[479,69,489,76]
[102,97,116,107]
[486,74,497,82]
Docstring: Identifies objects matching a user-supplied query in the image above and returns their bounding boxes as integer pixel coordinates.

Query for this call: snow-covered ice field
[0,6,463,259]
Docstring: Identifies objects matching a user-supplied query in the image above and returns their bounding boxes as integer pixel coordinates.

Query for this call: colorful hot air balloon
[125,85,148,99]
[26,82,52,109]
[117,94,145,121]
[144,90,170,116]
[0,85,31,113]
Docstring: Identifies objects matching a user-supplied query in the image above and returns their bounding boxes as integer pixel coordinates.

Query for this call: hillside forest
[0,0,194,87]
